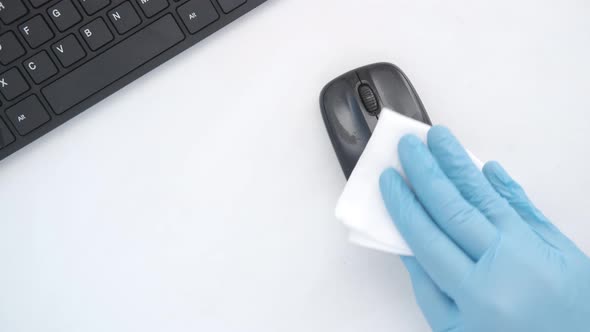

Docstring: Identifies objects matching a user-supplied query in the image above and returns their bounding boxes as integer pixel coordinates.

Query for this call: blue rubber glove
[379,126,590,332]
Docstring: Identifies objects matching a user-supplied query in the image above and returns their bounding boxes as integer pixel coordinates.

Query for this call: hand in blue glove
[379,126,590,332]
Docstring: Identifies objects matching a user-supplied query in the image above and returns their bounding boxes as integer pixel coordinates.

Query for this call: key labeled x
[0,68,30,100]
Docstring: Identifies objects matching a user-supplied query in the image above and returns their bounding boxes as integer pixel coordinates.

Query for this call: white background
[1,0,590,331]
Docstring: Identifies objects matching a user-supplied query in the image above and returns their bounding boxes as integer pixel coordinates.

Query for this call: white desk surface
[1,0,590,331]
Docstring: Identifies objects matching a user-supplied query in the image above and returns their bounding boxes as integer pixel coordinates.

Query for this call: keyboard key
[136,0,168,18]
[43,15,184,114]
[109,2,141,34]
[0,118,15,149]
[52,34,86,67]
[19,15,55,48]
[0,0,28,24]
[6,95,50,135]
[0,68,30,100]
[78,0,110,15]
[80,18,113,50]
[48,0,82,31]
[216,0,246,13]
[30,0,52,8]
[24,51,58,83]
[0,32,26,65]
[177,0,219,34]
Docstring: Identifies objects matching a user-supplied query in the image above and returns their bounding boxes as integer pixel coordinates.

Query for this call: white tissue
[335,109,482,256]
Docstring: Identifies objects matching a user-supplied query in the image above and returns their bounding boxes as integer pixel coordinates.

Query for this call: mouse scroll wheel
[358,84,379,114]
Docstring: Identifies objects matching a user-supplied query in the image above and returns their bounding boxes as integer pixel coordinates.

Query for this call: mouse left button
[0,118,15,149]
[321,74,372,179]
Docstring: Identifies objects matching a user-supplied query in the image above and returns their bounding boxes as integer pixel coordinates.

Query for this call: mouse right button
[357,63,431,125]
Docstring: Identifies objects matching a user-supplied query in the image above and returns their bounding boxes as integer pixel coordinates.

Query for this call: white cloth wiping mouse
[335,109,482,255]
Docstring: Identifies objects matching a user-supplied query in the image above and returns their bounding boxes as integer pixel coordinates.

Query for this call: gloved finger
[380,169,472,296]
[427,126,522,231]
[401,256,460,332]
[398,135,498,261]
[483,161,573,248]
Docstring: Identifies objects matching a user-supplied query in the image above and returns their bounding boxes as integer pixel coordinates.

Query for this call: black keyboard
[0,0,265,161]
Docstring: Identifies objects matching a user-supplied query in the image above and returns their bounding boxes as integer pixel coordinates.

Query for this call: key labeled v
[56,44,64,53]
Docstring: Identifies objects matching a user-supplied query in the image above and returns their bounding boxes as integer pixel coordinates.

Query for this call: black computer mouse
[320,63,432,179]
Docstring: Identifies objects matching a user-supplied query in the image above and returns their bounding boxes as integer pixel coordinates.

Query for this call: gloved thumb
[400,257,460,332]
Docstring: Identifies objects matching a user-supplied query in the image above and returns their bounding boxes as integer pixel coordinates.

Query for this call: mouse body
[320,63,431,179]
